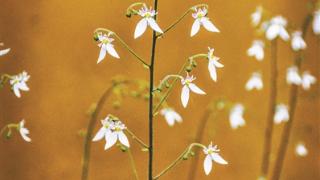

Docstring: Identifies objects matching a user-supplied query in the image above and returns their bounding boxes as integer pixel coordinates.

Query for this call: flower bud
[112,101,121,109]
[93,34,99,41]
[186,66,193,72]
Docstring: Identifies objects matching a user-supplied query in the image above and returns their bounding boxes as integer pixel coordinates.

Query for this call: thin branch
[128,149,140,180]
[125,128,149,149]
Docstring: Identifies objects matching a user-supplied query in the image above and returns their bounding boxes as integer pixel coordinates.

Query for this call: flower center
[101,39,110,44]
[145,12,152,18]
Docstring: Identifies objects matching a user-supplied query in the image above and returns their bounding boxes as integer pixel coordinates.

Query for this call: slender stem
[128,149,140,180]
[125,128,149,149]
[271,14,312,180]
[188,109,214,180]
[94,28,149,67]
[0,125,8,137]
[153,143,206,180]
[81,82,124,180]
[260,39,278,178]
[148,0,159,179]
[154,74,183,92]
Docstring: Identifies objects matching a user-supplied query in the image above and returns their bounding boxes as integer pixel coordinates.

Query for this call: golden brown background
[0,0,319,179]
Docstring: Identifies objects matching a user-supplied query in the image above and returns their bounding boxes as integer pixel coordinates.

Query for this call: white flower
[191,7,219,37]
[286,66,301,85]
[295,143,308,157]
[180,74,206,108]
[291,31,307,51]
[9,71,30,98]
[203,142,228,175]
[18,120,31,142]
[92,116,113,142]
[313,10,320,35]
[274,104,289,124]
[96,33,120,63]
[0,48,10,56]
[247,40,264,61]
[160,108,182,126]
[251,6,263,27]
[245,72,263,91]
[134,5,163,39]
[266,16,290,41]
[105,120,129,150]
[229,104,246,129]
[207,47,224,82]
[301,71,316,90]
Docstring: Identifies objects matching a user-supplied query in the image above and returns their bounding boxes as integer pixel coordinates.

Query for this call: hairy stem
[128,149,140,180]
[148,0,159,179]
[271,14,312,180]
[153,143,206,179]
[260,39,278,178]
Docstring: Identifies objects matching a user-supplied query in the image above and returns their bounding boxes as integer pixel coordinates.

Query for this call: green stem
[128,149,140,180]
[153,143,206,180]
[125,128,149,149]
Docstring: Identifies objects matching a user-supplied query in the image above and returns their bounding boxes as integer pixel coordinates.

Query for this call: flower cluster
[286,67,316,90]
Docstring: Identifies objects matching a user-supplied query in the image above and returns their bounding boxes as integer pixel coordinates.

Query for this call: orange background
[0,0,319,179]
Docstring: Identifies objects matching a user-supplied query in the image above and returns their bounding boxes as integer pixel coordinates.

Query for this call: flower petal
[204,154,213,175]
[279,27,290,41]
[118,131,130,148]
[211,153,228,165]
[104,132,118,150]
[106,44,120,59]
[191,19,201,37]
[266,25,280,40]
[92,127,106,141]
[165,113,175,126]
[0,48,10,56]
[181,85,190,108]
[13,86,21,98]
[189,83,206,94]
[201,17,220,33]
[97,46,107,64]
[134,18,148,39]
[147,18,163,34]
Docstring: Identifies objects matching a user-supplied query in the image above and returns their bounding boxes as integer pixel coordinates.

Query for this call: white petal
[189,83,206,94]
[104,132,118,150]
[20,128,31,142]
[201,17,220,33]
[118,131,130,147]
[208,61,217,81]
[165,113,175,126]
[266,25,280,40]
[18,82,29,91]
[279,27,290,41]
[204,154,213,175]
[13,86,21,98]
[97,46,107,64]
[134,18,148,39]
[106,44,120,59]
[92,127,106,141]
[211,153,228,165]
[213,60,224,68]
[172,111,182,123]
[181,85,190,108]
[147,18,163,34]
[191,19,201,37]
[0,48,10,56]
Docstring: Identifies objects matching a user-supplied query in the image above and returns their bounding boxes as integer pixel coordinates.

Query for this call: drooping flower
[18,120,31,142]
[229,104,246,129]
[286,66,301,85]
[251,6,263,27]
[247,40,265,61]
[203,142,228,175]
[160,108,182,126]
[9,71,30,98]
[265,16,290,41]
[191,7,219,37]
[104,120,130,150]
[0,47,10,56]
[180,73,206,108]
[245,72,263,91]
[274,104,289,124]
[291,31,307,51]
[96,33,120,63]
[295,143,308,157]
[313,10,320,35]
[207,47,224,82]
[301,71,316,90]
[92,116,113,141]
[134,5,163,39]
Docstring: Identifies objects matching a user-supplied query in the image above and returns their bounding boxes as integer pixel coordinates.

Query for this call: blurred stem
[81,81,126,180]
[125,128,149,149]
[260,39,278,178]
[271,14,312,180]
[148,0,159,179]
[128,149,140,180]
[153,143,206,180]
[94,28,149,67]
[188,108,216,180]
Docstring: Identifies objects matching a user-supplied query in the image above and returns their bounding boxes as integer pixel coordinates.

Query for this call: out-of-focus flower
[291,31,307,51]
[313,10,320,35]
[301,71,316,90]
[19,120,31,142]
[134,5,163,39]
[265,16,290,41]
[96,33,120,63]
[274,104,289,124]
[191,7,219,37]
[245,72,263,91]
[251,6,263,27]
[181,73,206,108]
[207,47,224,82]
[92,116,113,141]
[229,104,245,129]
[295,143,308,157]
[203,142,228,175]
[9,71,30,98]
[0,46,10,56]
[160,108,182,126]
[286,66,301,85]
[247,40,264,61]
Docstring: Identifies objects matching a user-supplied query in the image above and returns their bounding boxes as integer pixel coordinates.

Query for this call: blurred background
[0,0,319,179]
